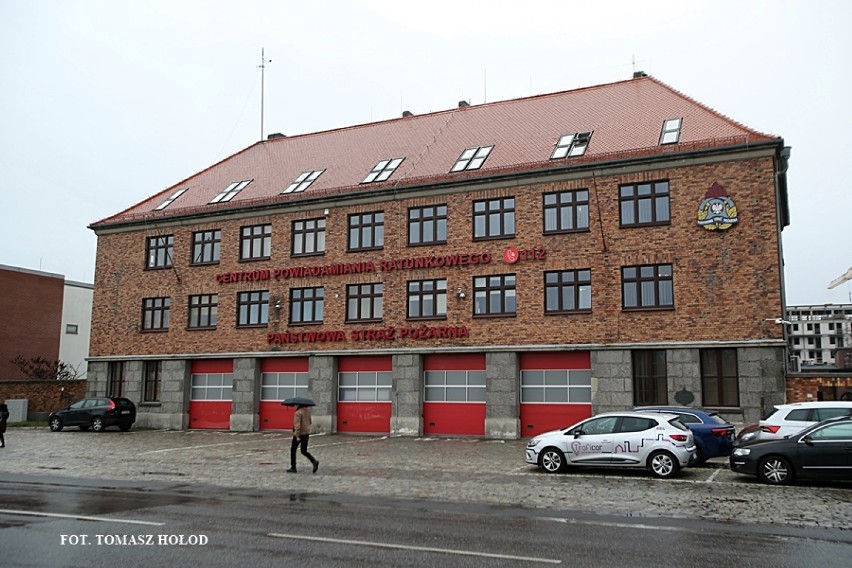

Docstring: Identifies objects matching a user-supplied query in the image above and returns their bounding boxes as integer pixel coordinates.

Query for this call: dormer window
[210,180,252,203]
[362,158,404,183]
[283,170,324,194]
[551,132,592,159]
[154,188,187,211]
[451,145,493,172]
[659,118,682,145]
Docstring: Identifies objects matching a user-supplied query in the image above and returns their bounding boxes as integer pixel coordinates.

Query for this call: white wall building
[59,279,94,379]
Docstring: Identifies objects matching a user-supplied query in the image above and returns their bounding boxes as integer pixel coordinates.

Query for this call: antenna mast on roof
[258,48,271,141]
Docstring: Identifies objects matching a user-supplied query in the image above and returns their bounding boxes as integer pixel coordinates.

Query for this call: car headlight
[528,437,541,447]
[732,448,751,457]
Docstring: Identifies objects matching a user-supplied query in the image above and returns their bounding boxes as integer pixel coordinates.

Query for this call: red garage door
[520,352,592,437]
[189,359,233,429]
[259,358,309,430]
[337,355,392,433]
[423,353,486,436]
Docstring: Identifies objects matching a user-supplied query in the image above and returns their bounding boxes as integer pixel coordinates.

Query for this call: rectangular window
[424,370,486,402]
[290,287,324,324]
[142,297,170,331]
[660,118,682,145]
[407,279,448,320]
[632,350,667,406]
[240,224,271,261]
[363,158,403,183]
[146,235,174,269]
[190,373,234,400]
[622,264,674,309]
[292,218,326,256]
[346,283,383,322]
[283,170,324,194]
[188,294,218,329]
[545,269,591,313]
[451,146,493,172]
[701,349,739,407]
[261,372,310,400]
[65,324,79,334]
[543,190,589,233]
[474,274,516,317]
[154,188,187,211]
[619,181,670,226]
[107,361,125,398]
[191,230,221,265]
[338,371,393,402]
[348,212,384,251]
[143,361,162,402]
[408,205,448,246]
[210,180,251,203]
[521,370,592,403]
[237,290,269,327]
[473,197,515,240]
[551,132,592,159]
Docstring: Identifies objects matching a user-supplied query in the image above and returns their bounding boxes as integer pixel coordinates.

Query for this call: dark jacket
[0,404,9,434]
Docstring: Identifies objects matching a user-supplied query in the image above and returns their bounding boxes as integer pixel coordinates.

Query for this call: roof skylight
[451,145,493,172]
[283,170,324,194]
[551,132,593,159]
[362,158,404,183]
[154,188,187,211]
[660,118,682,145]
[210,180,252,203]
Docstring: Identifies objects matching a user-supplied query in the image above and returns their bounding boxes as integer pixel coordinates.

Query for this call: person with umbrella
[283,397,319,474]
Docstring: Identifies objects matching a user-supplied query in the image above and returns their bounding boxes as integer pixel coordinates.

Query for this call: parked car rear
[750,401,852,442]
[633,406,736,464]
[48,397,136,433]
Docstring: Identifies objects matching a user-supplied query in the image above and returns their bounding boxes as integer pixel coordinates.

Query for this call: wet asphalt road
[0,428,851,567]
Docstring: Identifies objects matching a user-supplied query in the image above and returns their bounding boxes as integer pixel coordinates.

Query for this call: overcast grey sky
[1,0,850,306]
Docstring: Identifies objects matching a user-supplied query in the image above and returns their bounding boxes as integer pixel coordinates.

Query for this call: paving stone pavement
[1,428,850,530]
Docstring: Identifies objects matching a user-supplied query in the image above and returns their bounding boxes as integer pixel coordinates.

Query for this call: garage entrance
[336,355,392,433]
[519,352,592,437]
[189,359,233,429]
[259,357,309,430]
[423,353,486,436]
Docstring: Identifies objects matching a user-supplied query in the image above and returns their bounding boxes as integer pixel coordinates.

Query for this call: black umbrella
[281,397,316,407]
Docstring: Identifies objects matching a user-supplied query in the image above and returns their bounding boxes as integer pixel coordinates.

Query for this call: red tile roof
[91,75,779,228]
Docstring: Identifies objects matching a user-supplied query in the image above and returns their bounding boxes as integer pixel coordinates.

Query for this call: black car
[730,415,852,485]
[48,397,136,433]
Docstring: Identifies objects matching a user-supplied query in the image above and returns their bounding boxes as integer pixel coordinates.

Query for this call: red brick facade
[0,267,64,380]
[786,374,852,402]
[90,155,784,357]
[0,380,86,415]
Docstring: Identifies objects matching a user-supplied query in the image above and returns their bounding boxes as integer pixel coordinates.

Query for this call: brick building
[87,74,791,436]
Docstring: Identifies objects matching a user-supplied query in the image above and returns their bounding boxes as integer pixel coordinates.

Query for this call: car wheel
[539,447,566,473]
[119,423,132,432]
[49,417,63,432]
[758,455,793,485]
[91,416,106,432]
[648,450,679,478]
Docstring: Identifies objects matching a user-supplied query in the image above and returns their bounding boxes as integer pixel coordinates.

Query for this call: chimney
[402,110,413,118]
[267,132,286,140]
[633,71,648,78]
[458,100,470,108]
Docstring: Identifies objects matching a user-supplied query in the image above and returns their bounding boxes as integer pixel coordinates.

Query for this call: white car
[745,401,852,443]
[525,412,696,478]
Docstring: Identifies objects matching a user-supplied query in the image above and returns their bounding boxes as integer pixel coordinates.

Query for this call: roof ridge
[644,75,776,139]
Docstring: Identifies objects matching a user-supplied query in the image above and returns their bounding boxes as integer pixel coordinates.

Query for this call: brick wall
[786,374,852,402]
[90,154,784,357]
[0,267,64,379]
[0,380,86,418]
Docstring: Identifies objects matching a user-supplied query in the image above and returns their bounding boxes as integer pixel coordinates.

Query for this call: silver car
[525,412,696,478]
